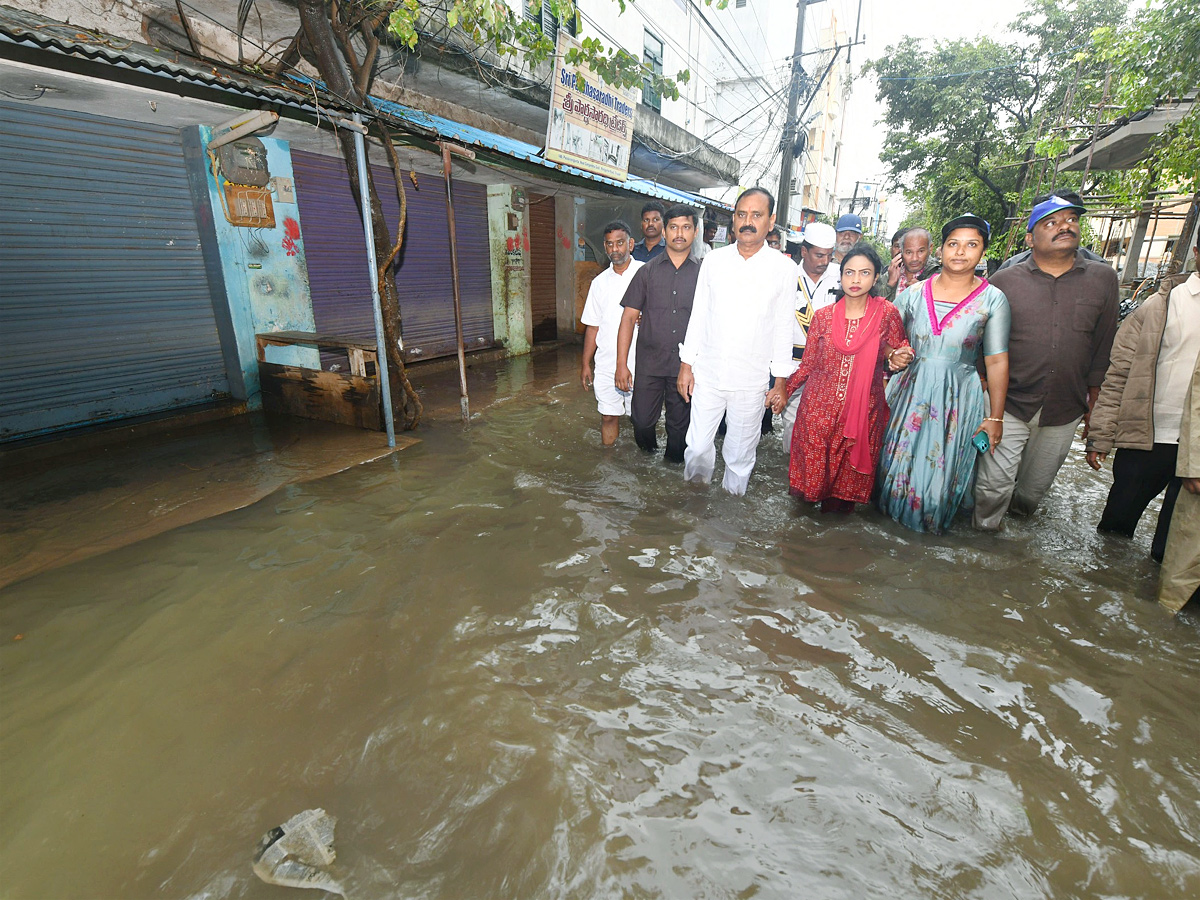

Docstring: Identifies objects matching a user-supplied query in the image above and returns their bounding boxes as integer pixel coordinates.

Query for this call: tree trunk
[296,0,420,429]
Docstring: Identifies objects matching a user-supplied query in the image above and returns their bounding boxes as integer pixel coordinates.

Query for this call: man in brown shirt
[974,194,1120,530]
[615,205,700,462]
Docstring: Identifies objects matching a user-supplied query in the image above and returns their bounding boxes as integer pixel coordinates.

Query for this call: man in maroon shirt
[974,194,1120,530]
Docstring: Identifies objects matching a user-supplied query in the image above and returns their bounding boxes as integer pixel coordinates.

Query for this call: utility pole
[776,0,812,230]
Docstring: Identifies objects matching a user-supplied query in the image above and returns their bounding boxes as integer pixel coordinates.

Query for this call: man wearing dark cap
[973,193,1120,530]
[834,213,863,263]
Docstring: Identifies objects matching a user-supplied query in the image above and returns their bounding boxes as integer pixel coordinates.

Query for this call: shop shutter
[0,101,229,441]
[527,193,557,342]
[291,151,493,361]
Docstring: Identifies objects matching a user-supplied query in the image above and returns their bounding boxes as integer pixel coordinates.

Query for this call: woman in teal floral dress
[877,215,1011,533]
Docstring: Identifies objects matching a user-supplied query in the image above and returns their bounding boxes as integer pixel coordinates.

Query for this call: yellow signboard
[544,33,637,182]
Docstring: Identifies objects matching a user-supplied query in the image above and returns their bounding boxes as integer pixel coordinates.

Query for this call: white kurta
[678,243,797,494]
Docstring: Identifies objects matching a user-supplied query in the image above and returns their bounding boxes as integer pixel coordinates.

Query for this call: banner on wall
[545,33,637,182]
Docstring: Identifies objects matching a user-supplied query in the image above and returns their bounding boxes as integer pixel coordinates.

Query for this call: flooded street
[2,347,1198,899]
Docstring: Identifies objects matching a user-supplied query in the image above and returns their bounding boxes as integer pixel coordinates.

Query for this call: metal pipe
[352,113,396,448]
[440,140,475,424]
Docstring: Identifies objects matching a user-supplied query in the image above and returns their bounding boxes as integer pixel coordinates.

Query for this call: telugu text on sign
[544,33,637,182]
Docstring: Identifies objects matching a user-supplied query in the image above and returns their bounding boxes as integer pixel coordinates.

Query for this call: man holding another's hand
[677,188,797,495]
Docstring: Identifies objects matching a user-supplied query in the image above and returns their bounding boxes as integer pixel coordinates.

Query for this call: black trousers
[631,371,690,462]
[1098,443,1182,563]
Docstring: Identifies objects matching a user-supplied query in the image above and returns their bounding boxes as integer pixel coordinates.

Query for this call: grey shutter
[0,101,229,441]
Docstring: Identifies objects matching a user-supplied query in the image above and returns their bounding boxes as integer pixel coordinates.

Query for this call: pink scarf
[833,296,885,474]
[924,275,988,335]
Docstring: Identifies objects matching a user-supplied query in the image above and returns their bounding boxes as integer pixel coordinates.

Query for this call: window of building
[643,31,664,111]
[523,0,575,45]
[735,0,747,8]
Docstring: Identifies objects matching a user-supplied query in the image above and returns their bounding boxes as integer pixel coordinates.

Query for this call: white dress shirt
[678,242,797,391]
[580,259,644,375]
[1154,273,1200,443]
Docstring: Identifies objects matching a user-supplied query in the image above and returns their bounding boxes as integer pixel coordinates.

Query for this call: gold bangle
[983,417,1003,423]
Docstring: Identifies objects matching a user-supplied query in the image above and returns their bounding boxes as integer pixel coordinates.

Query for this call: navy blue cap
[835,214,863,234]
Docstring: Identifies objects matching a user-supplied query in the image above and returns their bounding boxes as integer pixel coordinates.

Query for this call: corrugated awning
[0,3,336,112]
[371,94,728,211]
[281,76,726,211]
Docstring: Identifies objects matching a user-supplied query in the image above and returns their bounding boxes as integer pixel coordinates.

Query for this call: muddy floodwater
[2,347,1198,899]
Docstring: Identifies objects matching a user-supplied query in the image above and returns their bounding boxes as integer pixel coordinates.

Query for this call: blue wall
[183,126,317,406]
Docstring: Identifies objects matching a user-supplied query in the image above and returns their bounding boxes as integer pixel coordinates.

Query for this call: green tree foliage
[386,0,692,100]
[865,0,1131,255]
[1094,0,1200,195]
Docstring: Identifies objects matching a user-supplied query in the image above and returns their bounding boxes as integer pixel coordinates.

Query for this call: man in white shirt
[780,221,839,450]
[676,188,797,495]
[580,220,644,445]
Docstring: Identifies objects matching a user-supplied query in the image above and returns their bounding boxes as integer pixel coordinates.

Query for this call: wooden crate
[256,332,383,431]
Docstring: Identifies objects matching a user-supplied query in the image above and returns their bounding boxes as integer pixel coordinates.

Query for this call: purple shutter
[291,150,494,361]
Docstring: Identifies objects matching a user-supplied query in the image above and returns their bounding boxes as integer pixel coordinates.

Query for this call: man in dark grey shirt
[974,194,1120,530]
[615,204,700,462]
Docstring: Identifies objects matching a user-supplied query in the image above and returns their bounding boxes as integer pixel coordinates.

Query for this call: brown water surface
[2,348,1198,899]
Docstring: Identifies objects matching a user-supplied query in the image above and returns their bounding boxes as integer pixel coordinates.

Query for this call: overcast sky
[811,0,1013,229]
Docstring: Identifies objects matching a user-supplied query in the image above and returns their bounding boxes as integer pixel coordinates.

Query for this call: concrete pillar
[486,184,532,355]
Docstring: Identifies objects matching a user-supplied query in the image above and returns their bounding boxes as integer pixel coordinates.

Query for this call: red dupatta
[833,296,885,474]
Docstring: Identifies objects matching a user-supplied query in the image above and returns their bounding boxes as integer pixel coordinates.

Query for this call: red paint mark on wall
[557,225,570,249]
[521,231,530,252]
[282,217,301,256]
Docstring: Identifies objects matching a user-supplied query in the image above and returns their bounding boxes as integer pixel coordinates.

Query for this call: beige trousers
[973,407,1082,531]
[1158,489,1200,613]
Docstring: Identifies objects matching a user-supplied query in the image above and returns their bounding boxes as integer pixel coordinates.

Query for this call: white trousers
[683,382,767,496]
[780,386,803,453]
[973,407,1081,531]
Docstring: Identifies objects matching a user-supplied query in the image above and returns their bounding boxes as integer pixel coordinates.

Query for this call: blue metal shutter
[291,150,494,361]
[0,101,229,441]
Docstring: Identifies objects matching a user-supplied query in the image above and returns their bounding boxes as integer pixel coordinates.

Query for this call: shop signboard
[545,33,637,182]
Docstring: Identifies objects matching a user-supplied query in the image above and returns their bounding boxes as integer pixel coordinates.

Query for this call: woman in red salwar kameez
[784,245,910,511]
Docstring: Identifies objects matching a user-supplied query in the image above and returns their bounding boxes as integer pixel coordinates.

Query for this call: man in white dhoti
[676,187,797,495]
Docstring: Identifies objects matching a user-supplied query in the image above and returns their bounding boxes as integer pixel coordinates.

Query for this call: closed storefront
[291,150,493,361]
[0,101,230,441]
[527,193,558,342]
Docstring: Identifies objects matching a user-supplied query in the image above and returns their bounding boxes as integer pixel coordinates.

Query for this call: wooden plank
[259,362,382,431]
[256,331,379,352]
[348,348,366,377]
